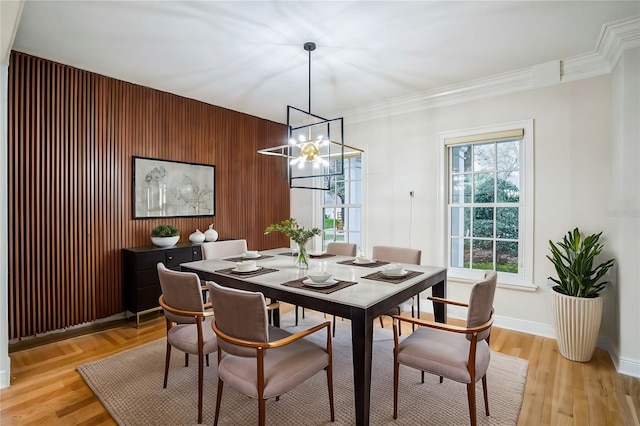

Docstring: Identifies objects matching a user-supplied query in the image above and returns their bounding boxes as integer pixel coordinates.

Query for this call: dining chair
[206,281,335,426]
[202,239,280,324]
[371,245,422,334]
[391,271,497,425]
[157,263,218,424]
[201,239,248,259]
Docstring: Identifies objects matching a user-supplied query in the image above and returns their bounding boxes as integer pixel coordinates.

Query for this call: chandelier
[257,42,362,190]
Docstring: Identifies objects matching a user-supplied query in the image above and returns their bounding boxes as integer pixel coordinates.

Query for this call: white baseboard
[598,337,640,378]
[418,302,640,378]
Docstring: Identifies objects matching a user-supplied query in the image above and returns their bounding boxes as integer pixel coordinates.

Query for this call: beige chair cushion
[466,271,497,341]
[207,282,269,357]
[397,326,490,384]
[217,326,330,399]
[202,239,248,259]
[167,316,218,355]
[326,242,357,256]
[372,246,421,265]
[157,263,205,324]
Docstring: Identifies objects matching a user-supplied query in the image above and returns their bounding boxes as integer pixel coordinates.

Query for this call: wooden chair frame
[392,296,494,426]
[158,288,214,424]
[211,320,335,426]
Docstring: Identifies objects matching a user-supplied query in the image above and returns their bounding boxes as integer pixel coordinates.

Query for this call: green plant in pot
[151,224,180,247]
[264,218,320,269]
[547,228,616,362]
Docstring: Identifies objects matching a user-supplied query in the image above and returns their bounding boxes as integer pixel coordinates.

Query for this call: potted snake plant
[547,228,616,362]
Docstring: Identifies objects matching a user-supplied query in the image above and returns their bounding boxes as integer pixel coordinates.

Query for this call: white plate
[231,266,262,274]
[381,270,408,277]
[303,278,338,288]
[242,253,261,259]
[353,259,375,265]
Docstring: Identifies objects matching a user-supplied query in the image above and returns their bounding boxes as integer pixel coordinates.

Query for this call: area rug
[78,313,528,425]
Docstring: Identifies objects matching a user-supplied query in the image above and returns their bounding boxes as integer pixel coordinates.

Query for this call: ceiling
[11,1,640,124]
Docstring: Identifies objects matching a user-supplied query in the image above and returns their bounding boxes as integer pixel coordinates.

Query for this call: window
[438,121,534,288]
[319,155,362,250]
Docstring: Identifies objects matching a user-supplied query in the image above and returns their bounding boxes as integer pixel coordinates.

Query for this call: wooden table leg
[431,277,447,323]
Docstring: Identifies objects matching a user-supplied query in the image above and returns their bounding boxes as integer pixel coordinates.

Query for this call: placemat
[222,254,274,263]
[214,267,278,278]
[361,270,423,283]
[310,253,336,259]
[278,252,297,257]
[336,259,390,268]
[282,277,357,294]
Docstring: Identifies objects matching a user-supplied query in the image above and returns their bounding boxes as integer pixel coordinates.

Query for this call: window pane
[324,177,336,203]
[496,172,519,202]
[496,207,519,239]
[473,207,494,238]
[451,174,471,203]
[497,241,518,273]
[451,145,472,173]
[323,208,336,230]
[472,239,494,270]
[450,238,470,268]
[474,143,495,172]
[348,207,361,231]
[451,207,470,237]
[497,140,519,171]
[474,173,494,203]
[350,181,362,204]
[349,157,362,180]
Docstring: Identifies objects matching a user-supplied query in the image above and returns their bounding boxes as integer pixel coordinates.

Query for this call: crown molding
[342,16,640,124]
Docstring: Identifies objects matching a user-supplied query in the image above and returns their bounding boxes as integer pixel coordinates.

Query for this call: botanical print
[133,157,214,218]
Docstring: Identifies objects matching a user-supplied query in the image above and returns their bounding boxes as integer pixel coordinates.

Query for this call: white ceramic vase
[551,288,603,362]
[204,224,218,242]
[189,229,205,244]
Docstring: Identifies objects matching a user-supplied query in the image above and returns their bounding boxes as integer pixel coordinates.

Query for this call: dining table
[180,248,447,426]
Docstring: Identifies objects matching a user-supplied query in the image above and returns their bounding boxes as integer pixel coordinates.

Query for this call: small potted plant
[151,224,180,247]
[265,218,320,269]
[547,228,616,362]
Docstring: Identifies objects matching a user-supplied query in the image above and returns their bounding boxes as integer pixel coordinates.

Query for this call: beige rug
[78,313,528,425]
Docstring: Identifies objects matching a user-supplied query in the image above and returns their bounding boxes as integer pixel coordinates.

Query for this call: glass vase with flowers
[264,218,321,269]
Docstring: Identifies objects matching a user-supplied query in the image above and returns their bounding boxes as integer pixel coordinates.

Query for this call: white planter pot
[151,236,180,247]
[551,288,603,362]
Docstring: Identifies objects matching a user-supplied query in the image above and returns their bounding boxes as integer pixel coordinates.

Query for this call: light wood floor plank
[1,307,638,426]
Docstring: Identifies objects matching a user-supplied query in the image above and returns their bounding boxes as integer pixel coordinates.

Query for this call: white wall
[0,0,25,390]
[293,74,640,375]
[608,47,640,377]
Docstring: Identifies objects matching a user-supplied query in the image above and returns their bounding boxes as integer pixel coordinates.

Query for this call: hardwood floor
[1,306,638,425]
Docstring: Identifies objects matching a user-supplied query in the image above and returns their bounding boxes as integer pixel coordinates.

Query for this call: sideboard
[122,242,203,326]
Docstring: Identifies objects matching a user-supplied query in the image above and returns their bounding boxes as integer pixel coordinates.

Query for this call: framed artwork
[132,156,215,219]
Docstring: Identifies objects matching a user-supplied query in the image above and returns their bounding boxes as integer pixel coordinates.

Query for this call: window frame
[437,120,535,289]
[314,153,363,252]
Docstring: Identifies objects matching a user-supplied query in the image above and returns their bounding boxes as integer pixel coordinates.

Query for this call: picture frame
[132,156,215,219]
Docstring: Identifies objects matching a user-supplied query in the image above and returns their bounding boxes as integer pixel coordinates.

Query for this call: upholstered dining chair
[201,239,248,259]
[202,239,280,324]
[391,271,497,426]
[371,245,422,334]
[206,281,335,426]
[157,263,218,424]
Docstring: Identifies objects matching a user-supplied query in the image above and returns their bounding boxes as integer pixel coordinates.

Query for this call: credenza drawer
[166,247,194,268]
[134,251,166,270]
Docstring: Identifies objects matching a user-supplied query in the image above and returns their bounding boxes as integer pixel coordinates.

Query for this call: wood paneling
[7,52,290,339]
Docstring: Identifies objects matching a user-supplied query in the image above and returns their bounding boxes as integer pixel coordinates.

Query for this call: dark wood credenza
[122,242,203,326]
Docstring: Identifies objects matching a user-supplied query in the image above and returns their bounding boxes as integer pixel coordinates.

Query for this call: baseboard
[598,336,640,378]
[0,360,9,389]
[419,302,640,378]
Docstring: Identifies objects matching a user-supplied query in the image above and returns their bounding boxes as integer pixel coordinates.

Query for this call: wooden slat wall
[7,52,290,339]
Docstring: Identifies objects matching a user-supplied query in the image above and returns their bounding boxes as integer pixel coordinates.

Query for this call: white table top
[181,248,446,309]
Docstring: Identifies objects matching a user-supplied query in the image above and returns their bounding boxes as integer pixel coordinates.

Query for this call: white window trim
[313,154,364,251]
[437,119,536,290]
